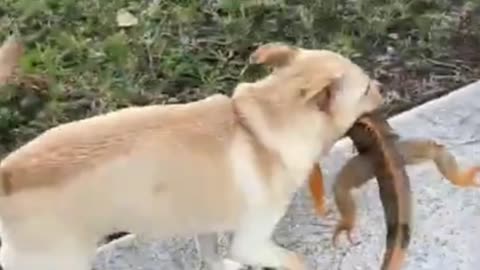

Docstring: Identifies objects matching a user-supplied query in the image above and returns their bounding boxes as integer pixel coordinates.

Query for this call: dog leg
[196,233,244,270]
[229,208,305,270]
[196,233,222,270]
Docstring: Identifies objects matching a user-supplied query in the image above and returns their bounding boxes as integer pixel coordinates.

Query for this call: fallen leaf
[116,9,138,27]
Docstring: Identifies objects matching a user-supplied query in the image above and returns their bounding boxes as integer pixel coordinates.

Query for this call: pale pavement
[94,80,480,270]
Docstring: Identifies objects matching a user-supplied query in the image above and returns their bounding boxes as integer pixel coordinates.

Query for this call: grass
[0,0,479,152]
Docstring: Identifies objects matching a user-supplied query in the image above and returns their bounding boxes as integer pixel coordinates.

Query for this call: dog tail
[0,35,23,86]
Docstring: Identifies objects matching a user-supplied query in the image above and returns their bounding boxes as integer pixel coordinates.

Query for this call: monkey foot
[314,200,328,216]
[456,166,480,187]
[332,222,354,247]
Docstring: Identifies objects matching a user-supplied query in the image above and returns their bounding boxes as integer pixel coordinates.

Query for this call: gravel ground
[94,81,480,270]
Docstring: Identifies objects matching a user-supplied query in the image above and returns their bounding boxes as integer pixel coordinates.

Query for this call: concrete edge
[389,79,480,123]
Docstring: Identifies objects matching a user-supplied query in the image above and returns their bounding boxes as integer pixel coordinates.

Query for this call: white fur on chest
[228,131,318,210]
[229,134,270,208]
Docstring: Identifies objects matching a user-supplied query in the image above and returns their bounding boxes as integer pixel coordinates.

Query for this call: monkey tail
[380,222,409,270]
[377,172,412,270]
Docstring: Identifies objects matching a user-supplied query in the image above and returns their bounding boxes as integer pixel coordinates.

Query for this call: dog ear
[301,72,344,112]
[0,35,24,85]
[249,42,298,68]
[313,86,333,112]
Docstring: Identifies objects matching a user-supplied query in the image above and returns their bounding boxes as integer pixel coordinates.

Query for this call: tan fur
[1,96,236,195]
[0,42,383,270]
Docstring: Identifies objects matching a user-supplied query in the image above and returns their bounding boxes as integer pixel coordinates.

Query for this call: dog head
[232,42,383,163]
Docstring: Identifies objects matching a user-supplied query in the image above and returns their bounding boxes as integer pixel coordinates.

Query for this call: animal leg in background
[308,163,327,216]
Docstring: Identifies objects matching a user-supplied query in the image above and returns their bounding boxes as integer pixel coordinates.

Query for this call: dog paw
[225,259,245,270]
[332,221,355,247]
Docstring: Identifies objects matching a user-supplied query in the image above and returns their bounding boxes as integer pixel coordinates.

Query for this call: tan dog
[0,42,383,270]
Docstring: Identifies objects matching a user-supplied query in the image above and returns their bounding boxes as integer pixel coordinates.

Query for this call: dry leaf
[116,9,138,27]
